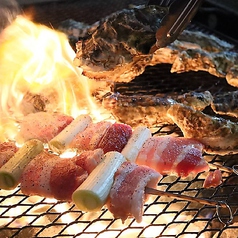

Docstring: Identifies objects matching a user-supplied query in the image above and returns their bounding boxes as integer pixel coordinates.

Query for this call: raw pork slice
[203,169,222,188]
[97,123,132,153]
[136,135,209,178]
[70,121,132,153]
[70,121,112,151]
[0,142,18,168]
[107,161,162,223]
[20,149,103,201]
[75,148,104,173]
[17,112,73,143]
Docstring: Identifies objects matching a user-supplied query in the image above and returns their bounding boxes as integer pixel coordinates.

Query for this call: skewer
[145,187,226,208]
[232,165,238,175]
[208,163,238,175]
[145,187,233,225]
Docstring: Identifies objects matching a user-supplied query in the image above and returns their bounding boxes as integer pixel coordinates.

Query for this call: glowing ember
[0,15,103,142]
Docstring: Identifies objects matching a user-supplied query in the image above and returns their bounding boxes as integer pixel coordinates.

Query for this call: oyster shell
[167,103,238,155]
[74,5,168,82]
[74,5,238,87]
[211,90,238,118]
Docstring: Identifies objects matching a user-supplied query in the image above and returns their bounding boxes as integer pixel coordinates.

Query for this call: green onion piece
[0,139,44,190]
[121,126,151,162]
[48,114,92,154]
[72,151,126,212]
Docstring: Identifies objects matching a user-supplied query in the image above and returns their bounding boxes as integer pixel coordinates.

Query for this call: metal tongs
[148,0,204,52]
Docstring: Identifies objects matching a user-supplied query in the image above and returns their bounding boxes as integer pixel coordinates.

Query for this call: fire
[0,15,104,142]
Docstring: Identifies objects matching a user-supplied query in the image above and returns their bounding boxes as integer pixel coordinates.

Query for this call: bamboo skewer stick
[208,163,237,174]
[145,187,227,208]
[145,186,233,225]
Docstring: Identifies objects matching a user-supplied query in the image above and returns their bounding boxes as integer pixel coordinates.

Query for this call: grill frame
[1,1,238,237]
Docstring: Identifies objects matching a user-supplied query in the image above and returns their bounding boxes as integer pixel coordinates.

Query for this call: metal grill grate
[1,1,238,237]
[1,132,238,237]
[114,64,237,97]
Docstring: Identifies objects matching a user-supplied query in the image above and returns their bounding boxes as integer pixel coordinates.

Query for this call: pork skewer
[17,113,238,177]
[48,115,237,177]
[122,126,237,177]
[72,150,233,224]
[0,141,233,224]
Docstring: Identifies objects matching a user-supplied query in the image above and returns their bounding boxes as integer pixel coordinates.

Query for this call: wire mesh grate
[1,139,238,237]
[1,1,238,237]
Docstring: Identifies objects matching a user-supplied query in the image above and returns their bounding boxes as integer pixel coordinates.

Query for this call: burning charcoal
[0,0,19,33]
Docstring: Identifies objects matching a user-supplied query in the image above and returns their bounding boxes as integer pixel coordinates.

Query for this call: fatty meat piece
[0,141,18,168]
[75,148,104,173]
[107,161,162,223]
[70,121,132,153]
[97,123,132,153]
[136,135,209,178]
[20,149,103,201]
[70,121,112,151]
[203,169,222,188]
[17,112,73,143]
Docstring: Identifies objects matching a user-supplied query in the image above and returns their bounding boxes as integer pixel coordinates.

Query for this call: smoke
[0,0,19,33]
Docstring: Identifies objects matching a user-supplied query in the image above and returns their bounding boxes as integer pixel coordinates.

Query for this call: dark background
[16,0,238,44]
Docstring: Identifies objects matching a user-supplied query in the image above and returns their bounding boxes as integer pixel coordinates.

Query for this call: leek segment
[72,151,126,212]
[49,114,92,153]
[121,126,151,162]
[0,139,44,190]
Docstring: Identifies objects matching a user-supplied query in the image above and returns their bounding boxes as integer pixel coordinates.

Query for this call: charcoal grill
[1,1,238,237]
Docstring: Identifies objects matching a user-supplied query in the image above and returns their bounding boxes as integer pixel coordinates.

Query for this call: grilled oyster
[74,5,238,87]
[176,91,213,111]
[102,92,176,127]
[102,91,214,127]
[167,103,238,155]
[74,5,168,82]
[211,90,238,118]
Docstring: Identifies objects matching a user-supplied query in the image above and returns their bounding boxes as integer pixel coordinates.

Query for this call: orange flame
[0,15,102,142]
